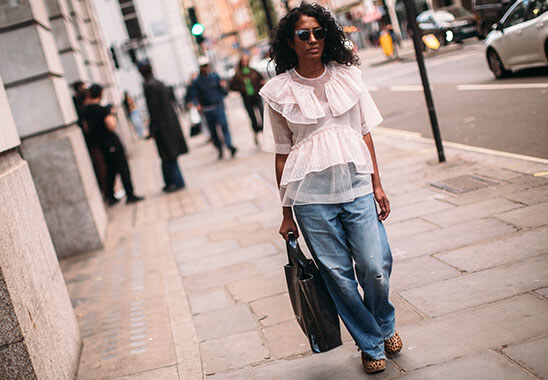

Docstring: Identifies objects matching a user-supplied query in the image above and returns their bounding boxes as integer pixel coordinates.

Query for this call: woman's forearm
[275,154,293,217]
[362,132,382,188]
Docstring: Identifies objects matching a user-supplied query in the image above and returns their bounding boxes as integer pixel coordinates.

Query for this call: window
[526,0,548,19]
[504,1,528,27]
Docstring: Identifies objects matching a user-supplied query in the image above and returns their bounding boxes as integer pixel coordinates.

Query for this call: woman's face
[290,15,325,63]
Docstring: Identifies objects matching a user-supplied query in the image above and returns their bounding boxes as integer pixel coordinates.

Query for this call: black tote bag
[284,233,342,353]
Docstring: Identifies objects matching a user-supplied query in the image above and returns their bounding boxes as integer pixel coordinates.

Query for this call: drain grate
[431,175,498,194]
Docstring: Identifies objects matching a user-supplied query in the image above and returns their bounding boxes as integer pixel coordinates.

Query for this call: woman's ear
[288,38,294,50]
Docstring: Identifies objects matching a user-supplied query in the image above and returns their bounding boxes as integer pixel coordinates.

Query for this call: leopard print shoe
[384,331,403,355]
[361,353,386,374]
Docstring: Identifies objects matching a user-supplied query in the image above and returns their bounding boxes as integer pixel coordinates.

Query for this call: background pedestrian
[123,91,147,139]
[190,56,237,160]
[140,63,188,193]
[229,54,265,146]
[83,84,144,205]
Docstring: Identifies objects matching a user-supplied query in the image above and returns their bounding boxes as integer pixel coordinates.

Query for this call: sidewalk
[61,95,548,379]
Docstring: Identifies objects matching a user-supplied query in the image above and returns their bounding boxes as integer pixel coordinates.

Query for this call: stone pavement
[60,94,548,379]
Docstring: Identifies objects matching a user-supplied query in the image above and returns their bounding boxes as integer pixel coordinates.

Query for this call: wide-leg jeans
[293,193,396,360]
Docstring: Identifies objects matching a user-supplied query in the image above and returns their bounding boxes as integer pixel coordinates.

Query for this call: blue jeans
[293,193,396,360]
[161,159,185,188]
[203,105,234,152]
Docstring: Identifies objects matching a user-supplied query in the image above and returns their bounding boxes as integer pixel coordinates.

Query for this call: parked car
[417,6,481,46]
[473,0,518,37]
[485,0,548,78]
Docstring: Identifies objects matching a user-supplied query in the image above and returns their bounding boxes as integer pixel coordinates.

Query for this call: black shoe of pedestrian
[164,184,184,193]
[218,150,224,160]
[107,198,120,206]
[126,195,144,204]
[230,146,238,158]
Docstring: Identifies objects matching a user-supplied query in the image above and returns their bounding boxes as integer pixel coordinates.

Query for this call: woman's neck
[295,59,325,78]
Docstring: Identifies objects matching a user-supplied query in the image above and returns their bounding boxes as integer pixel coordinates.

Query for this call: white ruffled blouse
[259,63,383,206]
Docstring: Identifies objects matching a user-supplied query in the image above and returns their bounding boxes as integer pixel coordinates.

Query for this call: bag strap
[287,233,309,267]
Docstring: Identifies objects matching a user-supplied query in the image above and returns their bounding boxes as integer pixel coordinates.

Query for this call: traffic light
[188,7,204,44]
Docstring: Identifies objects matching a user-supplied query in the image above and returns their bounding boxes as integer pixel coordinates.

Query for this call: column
[0,0,107,258]
[45,0,89,84]
[0,74,81,378]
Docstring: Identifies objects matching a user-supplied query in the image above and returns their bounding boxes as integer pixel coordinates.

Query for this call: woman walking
[260,3,402,373]
[229,55,265,145]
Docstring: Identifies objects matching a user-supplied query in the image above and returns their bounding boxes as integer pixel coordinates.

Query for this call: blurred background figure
[229,54,265,146]
[123,91,147,139]
[83,84,144,205]
[185,73,205,138]
[71,81,107,196]
[189,56,237,160]
[139,63,188,193]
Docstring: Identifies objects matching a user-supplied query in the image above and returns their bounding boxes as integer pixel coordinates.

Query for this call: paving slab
[502,335,548,379]
[390,256,461,291]
[400,350,531,380]
[534,287,548,298]
[423,198,522,227]
[188,289,231,315]
[200,330,270,375]
[385,218,440,242]
[503,185,548,205]
[250,293,294,327]
[182,262,261,293]
[249,252,287,274]
[177,242,278,277]
[393,294,548,371]
[226,271,287,303]
[495,201,548,228]
[435,226,548,272]
[207,342,402,380]
[387,199,455,224]
[115,365,179,380]
[193,304,257,341]
[400,254,548,317]
[391,293,425,327]
[173,239,241,263]
[390,218,516,261]
[262,319,311,359]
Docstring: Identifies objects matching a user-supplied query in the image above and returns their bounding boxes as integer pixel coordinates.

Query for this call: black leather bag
[284,233,342,353]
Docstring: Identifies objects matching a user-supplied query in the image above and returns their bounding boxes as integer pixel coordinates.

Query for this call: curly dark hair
[269,2,359,75]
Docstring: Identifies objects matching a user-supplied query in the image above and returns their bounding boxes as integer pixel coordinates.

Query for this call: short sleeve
[359,84,383,135]
[262,103,292,154]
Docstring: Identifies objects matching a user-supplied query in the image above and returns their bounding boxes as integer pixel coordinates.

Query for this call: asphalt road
[361,40,548,159]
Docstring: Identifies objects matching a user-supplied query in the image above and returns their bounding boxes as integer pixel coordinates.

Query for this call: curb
[374,126,548,166]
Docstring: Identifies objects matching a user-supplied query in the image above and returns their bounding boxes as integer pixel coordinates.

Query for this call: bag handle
[287,232,309,267]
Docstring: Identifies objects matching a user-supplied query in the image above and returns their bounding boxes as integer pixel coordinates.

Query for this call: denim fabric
[161,160,185,188]
[203,105,234,151]
[293,193,395,359]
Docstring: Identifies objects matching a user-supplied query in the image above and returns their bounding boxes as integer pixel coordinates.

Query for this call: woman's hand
[374,186,391,221]
[280,215,299,242]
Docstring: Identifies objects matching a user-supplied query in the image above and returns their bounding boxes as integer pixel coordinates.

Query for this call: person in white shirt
[260,2,402,373]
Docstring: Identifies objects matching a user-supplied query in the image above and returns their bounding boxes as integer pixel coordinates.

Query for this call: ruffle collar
[259,63,363,124]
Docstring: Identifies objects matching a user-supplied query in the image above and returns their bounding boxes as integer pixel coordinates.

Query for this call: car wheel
[487,49,510,79]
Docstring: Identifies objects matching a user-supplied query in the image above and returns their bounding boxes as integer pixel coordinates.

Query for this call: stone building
[0,0,138,377]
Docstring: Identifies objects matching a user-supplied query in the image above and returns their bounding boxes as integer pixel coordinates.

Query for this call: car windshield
[433,10,456,22]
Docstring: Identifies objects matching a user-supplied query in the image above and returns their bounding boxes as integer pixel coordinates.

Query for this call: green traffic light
[191,23,204,36]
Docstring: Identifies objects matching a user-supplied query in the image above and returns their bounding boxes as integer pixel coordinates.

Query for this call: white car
[485,0,548,78]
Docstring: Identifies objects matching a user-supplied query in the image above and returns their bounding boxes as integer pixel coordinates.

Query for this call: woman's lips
[307,48,319,54]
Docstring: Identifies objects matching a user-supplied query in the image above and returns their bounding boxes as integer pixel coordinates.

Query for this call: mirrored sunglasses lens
[313,29,326,40]
[296,30,310,41]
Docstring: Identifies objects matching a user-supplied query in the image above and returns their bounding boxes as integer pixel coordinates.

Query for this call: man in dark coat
[139,63,188,192]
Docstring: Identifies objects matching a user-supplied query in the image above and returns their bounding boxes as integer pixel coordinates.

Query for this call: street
[360,40,548,159]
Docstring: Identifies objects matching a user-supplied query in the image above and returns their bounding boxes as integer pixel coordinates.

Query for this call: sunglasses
[294,28,326,42]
